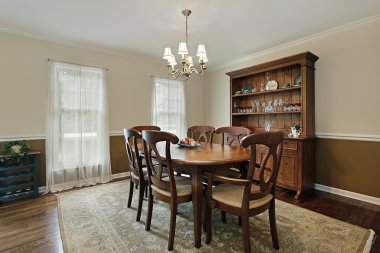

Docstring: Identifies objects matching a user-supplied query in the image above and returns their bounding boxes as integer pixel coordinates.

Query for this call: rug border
[357,229,376,253]
[56,194,69,253]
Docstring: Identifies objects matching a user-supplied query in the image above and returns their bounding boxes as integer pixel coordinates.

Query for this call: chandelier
[163,9,208,79]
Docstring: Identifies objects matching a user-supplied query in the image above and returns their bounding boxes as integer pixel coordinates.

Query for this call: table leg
[191,167,202,248]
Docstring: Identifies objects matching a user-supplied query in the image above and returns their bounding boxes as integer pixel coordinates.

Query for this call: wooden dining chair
[215,126,251,146]
[142,130,193,251]
[213,126,251,181]
[131,125,162,174]
[188,125,215,143]
[213,126,252,223]
[131,125,161,133]
[123,128,147,222]
[204,132,284,253]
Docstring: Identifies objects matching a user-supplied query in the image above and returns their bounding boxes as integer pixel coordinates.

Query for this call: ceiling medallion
[163,9,208,79]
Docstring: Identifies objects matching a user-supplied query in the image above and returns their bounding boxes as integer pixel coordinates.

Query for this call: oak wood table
[155,142,251,248]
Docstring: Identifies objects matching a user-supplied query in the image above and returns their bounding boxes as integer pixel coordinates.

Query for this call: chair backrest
[142,130,179,197]
[188,125,215,143]
[240,132,284,204]
[215,126,251,146]
[123,128,144,181]
[131,125,161,149]
[131,125,161,133]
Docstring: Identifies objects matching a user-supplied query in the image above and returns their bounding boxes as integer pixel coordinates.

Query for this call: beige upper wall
[0,32,206,138]
[204,20,380,136]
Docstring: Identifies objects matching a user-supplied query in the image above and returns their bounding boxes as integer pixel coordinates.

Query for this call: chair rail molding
[316,133,380,142]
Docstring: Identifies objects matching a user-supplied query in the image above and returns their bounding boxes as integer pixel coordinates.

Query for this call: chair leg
[145,185,148,198]
[205,203,212,244]
[269,200,279,250]
[203,197,208,233]
[168,203,177,251]
[127,180,134,208]
[238,216,242,226]
[145,187,153,231]
[221,210,227,223]
[136,182,144,221]
[241,214,251,253]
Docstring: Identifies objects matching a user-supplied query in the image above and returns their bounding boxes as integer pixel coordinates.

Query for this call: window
[152,77,186,138]
[46,62,111,192]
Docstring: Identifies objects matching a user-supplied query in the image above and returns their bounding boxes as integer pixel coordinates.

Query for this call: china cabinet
[226,52,318,200]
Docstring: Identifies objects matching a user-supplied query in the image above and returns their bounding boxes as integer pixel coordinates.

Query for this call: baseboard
[111,172,129,180]
[37,173,129,194]
[38,186,46,194]
[315,183,380,206]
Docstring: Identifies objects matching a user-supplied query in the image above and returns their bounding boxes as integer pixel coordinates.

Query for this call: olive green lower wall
[1,136,379,199]
[315,138,380,198]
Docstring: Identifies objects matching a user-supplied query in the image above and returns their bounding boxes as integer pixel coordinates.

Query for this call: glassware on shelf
[255,100,260,112]
[233,101,237,113]
[260,83,265,92]
[279,98,283,112]
[273,99,278,112]
[264,122,272,132]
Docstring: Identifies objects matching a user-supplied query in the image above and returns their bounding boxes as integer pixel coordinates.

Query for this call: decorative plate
[265,80,278,91]
[294,74,302,86]
[177,143,201,148]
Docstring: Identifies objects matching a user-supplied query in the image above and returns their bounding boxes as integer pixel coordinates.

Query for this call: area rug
[56,180,375,253]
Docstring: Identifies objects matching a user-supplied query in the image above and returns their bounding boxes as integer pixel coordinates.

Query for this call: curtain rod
[47,58,109,71]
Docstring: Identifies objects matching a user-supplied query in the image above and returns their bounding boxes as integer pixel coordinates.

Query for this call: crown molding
[0,25,162,66]
[316,133,380,142]
[210,14,380,72]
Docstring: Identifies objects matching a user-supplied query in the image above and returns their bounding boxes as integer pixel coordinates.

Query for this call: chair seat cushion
[212,183,273,209]
[151,176,192,197]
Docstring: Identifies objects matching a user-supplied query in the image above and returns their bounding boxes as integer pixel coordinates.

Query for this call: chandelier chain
[185,15,188,45]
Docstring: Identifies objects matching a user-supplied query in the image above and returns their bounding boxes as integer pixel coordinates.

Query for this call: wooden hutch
[226,52,318,200]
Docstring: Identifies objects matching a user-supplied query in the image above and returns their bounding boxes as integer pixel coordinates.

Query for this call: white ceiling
[0,0,379,69]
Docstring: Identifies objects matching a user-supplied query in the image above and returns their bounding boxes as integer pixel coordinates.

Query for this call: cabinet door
[277,150,298,190]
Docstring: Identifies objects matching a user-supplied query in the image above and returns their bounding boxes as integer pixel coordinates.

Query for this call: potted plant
[290,123,301,138]
[0,141,31,167]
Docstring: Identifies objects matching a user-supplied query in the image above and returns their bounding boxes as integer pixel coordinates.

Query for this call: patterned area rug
[57,180,375,253]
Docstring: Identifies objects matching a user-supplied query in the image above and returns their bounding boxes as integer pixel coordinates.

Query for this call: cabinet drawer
[284,141,298,151]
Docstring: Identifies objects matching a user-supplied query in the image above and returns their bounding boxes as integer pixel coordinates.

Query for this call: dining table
[155,142,251,248]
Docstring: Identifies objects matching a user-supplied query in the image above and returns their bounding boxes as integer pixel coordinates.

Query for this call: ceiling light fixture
[163,9,208,79]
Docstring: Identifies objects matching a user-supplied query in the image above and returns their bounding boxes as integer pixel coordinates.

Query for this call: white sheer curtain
[45,61,111,193]
[152,77,187,138]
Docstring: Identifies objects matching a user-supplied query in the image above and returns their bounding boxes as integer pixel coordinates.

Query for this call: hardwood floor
[0,184,379,253]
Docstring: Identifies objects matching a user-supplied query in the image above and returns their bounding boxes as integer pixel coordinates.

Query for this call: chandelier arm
[190,65,205,77]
